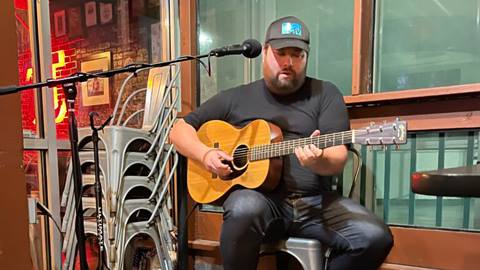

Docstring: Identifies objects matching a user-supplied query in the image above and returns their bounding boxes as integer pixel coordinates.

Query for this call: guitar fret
[251,130,354,161]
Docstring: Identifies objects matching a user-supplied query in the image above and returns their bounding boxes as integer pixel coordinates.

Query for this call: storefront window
[48,0,172,139]
[15,0,178,268]
[374,0,480,91]
[198,0,354,102]
[15,0,39,139]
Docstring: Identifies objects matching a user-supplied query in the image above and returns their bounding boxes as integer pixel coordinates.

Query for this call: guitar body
[187,119,283,204]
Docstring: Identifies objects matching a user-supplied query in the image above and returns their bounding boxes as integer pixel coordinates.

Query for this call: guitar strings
[246,136,354,159]
[229,130,355,160]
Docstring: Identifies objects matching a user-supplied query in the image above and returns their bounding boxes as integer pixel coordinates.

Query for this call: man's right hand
[169,119,234,177]
[202,148,233,177]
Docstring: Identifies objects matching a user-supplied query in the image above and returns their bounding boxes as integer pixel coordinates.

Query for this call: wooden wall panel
[385,226,480,269]
[0,1,32,269]
[179,0,197,116]
[351,0,374,95]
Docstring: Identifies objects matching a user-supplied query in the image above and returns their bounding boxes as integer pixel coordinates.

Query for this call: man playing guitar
[170,16,393,270]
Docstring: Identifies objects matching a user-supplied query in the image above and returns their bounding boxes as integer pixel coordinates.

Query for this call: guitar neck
[249,130,354,161]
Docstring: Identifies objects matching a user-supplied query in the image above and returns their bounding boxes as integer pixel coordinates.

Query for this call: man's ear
[263,43,269,52]
[262,44,268,63]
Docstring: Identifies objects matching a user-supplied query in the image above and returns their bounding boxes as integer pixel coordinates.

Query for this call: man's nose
[281,55,293,67]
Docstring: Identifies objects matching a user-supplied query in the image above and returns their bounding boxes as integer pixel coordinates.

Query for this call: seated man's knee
[379,226,394,252]
[363,223,394,254]
[223,189,269,223]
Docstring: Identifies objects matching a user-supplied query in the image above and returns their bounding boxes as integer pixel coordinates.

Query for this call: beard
[266,69,306,95]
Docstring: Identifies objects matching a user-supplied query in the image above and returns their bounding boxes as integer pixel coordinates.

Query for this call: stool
[260,237,323,270]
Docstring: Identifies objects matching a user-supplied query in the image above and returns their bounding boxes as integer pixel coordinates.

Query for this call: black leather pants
[220,189,393,270]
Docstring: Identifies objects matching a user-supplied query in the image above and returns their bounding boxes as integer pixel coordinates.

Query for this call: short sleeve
[183,90,232,130]
[317,81,350,135]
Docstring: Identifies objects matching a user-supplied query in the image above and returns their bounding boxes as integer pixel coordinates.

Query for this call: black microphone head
[242,39,262,58]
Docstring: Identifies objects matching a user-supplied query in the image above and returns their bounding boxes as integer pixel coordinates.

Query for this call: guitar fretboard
[249,130,355,161]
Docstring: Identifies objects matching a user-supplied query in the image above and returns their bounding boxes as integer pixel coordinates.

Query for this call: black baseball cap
[265,16,310,52]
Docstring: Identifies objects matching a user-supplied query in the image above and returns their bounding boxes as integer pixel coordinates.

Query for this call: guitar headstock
[354,118,407,146]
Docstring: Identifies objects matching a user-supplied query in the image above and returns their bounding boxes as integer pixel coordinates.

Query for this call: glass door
[14,0,178,269]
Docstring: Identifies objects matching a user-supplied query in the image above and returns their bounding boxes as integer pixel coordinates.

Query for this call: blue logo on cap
[281,22,302,36]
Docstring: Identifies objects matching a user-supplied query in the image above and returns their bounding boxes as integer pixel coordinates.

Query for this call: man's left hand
[294,130,324,168]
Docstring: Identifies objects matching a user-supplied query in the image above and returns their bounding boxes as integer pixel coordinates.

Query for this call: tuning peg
[369,121,375,127]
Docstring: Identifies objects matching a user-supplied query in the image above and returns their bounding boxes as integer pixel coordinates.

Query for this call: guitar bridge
[212,142,219,179]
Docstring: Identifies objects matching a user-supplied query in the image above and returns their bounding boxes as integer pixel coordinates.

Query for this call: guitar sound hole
[219,144,249,181]
[232,144,249,170]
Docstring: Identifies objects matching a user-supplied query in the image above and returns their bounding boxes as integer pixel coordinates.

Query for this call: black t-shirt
[184,77,350,195]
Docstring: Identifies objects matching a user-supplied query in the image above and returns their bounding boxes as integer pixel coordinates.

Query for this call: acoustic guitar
[187,119,407,204]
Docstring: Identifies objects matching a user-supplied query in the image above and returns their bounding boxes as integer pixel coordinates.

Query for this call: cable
[36,201,63,242]
[186,203,199,221]
[348,147,362,199]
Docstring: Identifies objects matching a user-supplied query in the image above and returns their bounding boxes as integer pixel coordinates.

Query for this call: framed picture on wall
[99,2,114,25]
[54,10,66,37]
[80,52,111,106]
[85,1,97,27]
[67,7,83,38]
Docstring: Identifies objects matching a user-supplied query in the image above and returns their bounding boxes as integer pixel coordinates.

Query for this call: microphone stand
[89,112,112,270]
[0,51,218,270]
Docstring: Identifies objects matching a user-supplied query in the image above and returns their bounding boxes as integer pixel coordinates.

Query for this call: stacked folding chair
[61,64,180,269]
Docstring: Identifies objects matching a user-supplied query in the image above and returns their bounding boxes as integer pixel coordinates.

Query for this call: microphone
[211,39,262,58]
